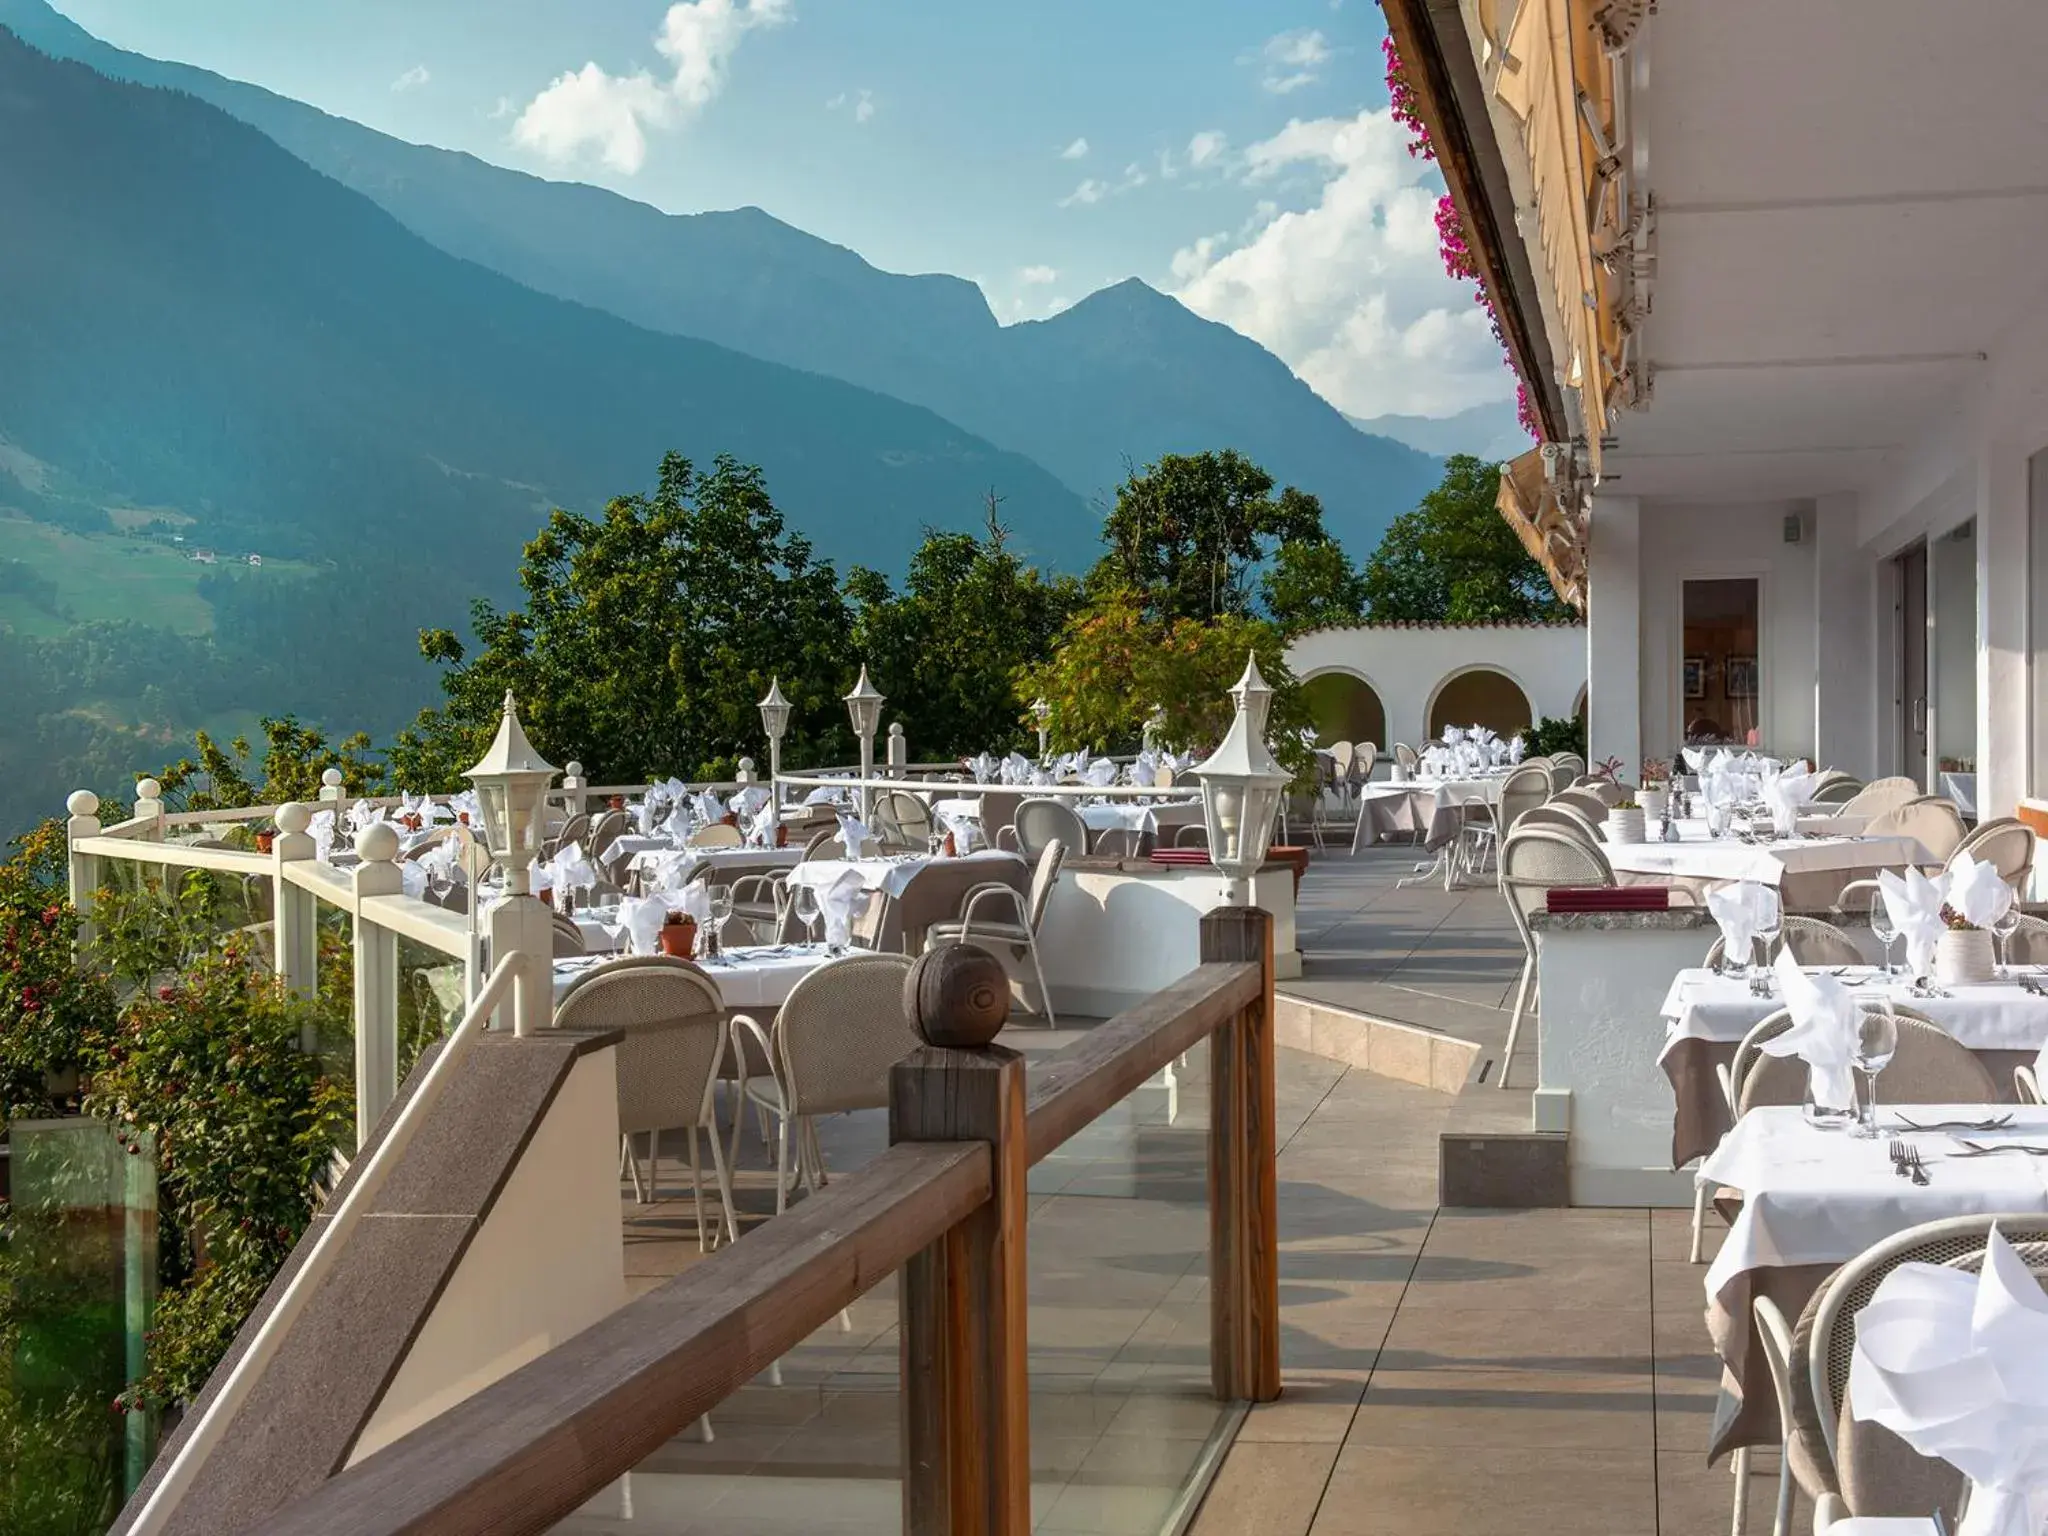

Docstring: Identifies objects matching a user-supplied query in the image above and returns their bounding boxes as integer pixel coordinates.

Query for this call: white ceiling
[1605,0,2048,503]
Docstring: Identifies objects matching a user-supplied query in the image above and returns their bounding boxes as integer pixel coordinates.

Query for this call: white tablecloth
[1660,967,2048,1056]
[1605,822,1931,888]
[622,846,803,885]
[551,943,828,1009]
[785,849,1022,901]
[1353,776,1503,853]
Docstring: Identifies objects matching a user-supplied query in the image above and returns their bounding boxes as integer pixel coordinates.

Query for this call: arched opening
[1573,685,1588,724]
[1428,668,1534,739]
[1301,671,1387,749]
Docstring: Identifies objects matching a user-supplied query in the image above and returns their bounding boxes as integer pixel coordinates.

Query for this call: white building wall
[1813,493,1878,776]
[1586,496,1642,775]
[1285,622,1586,750]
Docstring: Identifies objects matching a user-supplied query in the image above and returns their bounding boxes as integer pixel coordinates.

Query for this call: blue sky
[49,0,1517,419]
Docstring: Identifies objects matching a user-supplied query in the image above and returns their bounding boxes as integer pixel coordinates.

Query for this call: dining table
[1350,772,1507,854]
[1697,1103,2048,1460]
[1659,965,2048,1166]
[550,942,830,1010]
[1604,818,1931,909]
[782,849,1028,953]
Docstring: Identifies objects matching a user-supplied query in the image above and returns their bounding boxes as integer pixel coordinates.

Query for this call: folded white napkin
[1442,725,1466,746]
[695,790,726,824]
[1506,735,1526,764]
[1849,1225,2048,1536]
[399,861,430,900]
[934,803,980,851]
[1763,767,1814,835]
[447,789,481,825]
[1707,880,1777,970]
[1003,752,1032,784]
[1029,767,1054,786]
[969,753,997,784]
[309,809,337,862]
[820,867,867,948]
[804,785,841,805]
[1950,851,2015,932]
[527,856,552,894]
[347,798,385,835]
[1129,749,1159,787]
[838,813,875,856]
[1880,867,1949,978]
[1759,948,1860,1111]
[743,797,779,848]
[417,835,460,887]
[608,894,670,956]
[664,777,687,801]
[547,843,598,897]
[634,797,661,835]
[640,849,694,892]
[1084,758,1118,787]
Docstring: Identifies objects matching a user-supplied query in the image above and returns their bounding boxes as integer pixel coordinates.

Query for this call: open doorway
[1895,541,1928,787]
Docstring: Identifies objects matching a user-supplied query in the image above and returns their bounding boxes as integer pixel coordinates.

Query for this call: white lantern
[758,677,792,743]
[462,692,557,896]
[1193,653,1290,904]
[844,666,884,741]
[1031,695,1052,760]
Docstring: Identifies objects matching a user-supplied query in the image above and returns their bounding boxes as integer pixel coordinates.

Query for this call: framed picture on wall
[1682,655,1707,700]
[1726,655,1759,699]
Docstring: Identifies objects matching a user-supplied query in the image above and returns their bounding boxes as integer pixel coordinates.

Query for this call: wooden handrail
[253,1140,991,1536]
[1023,959,1261,1163]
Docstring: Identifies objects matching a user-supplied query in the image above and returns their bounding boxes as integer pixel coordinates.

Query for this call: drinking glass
[1994,902,2023,978]
[1869,893,1899,977]
[1755,896,1782,979]
[707,887,733,956]
[1852,1004,1899,1139]
[792,883,821,945]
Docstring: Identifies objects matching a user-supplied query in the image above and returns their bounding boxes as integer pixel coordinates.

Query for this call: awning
[1496,447,1586,613]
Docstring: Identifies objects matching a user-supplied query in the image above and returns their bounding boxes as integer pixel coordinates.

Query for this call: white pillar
[1586,495,1643,774]
[886,723,907,777]
[1980,441,2030,818]
[66,790,101,957]
[319,767,345,804]
[1813,493,1877,776]
[485,893,554,1037]
[350,822,403,1148]
[271,802,320,1013]
[133,778,164,841]
[857,731,876,819]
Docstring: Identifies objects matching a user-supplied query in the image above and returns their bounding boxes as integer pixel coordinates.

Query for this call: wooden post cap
[904,945,1010,1048]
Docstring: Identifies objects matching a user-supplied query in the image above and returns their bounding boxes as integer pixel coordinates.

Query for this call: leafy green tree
[154,717,383,811]
[386,453,858,787]
[847,503,1084,759]
[1095,450,1328,623]
[1358,454,1573,623]
[1262,539,1367,634]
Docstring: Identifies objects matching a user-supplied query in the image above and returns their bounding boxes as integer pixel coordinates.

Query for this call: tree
[1095,451,1328,623]
[386,453,858,788]
[1358,454,1573,624]
[846,499,1083,759]
[1262,539,1366,634]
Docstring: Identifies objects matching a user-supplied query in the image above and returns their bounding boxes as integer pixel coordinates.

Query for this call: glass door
[1680,578,1762,748]
[1896,542,1929,786]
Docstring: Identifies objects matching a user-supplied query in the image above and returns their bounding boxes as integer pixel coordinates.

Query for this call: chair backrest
[1496,763,1552,834]
[802,827,847,861]
[1328,741,1355,777]
[1550,787,1610,824]
[1742,1005,1994,1119]
[1807,776,1863,805]
[978,790,1023,846]
[2016,1063,2043,1104]
[1837,776,1921,820]
[1352,743,1378,782]
[587,809,630,863]
[1152,765,1176,788]
[1953,815,2035,890]
[1498,828,1616,935]
[775,951,920,1117]
[1015,798,1089,865]
[1542,760,1575,796]
[1086,828,1149,861]
[875,789,933,847]
[1025,839,1066,930]
[1551,751,1586,780]
[687,822,744,848]
[1867,797,1967,864]
[1393,742,1418,771]
[1705,914,1865,973]
[1589,779,1629,808]
[1173,824,1210,849]
[550,908,586,957]
[2005,913,2048,966]
[1727,1011,1799,1116]
[547,812,590,860]
[1515,804,1601,845]
[553,957,727,1137]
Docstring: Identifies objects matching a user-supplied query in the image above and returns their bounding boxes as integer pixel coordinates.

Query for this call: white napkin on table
[399,861,430,900]
[1507,735,1526,764]
[1759,948,1860,1111]
[732,784,770,819]
[804,784,842,805]
[547,843,598,898]
[447,789,481,825]
[933,802,980,851]
[309,809,337,862]
[640,849,694,892]
[837,813,875,856]
[1849,1225,2048,1536]
[417,835,460,889]
[819,867,867,948]
[1950,852,2016,932]
[1084,757,1118,788]
[743,797,779,848]
[608,894,670,956]
[1029,766,1054,786]
[1003,752,1032,784]
[1442,725,1466,746]
[1880,867,1950,979]
[969,753,997,784]
[1707,881,1777,971]
[1129,749,1159,787]
[634,797,661,835]
[695,790,726,824]
[1762,767,1814,835]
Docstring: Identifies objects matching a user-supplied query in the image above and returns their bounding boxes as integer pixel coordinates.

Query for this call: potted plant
[1935,903,1996,985]
[1604,798,1648,845]
[1637,760,1671,825]
[658,911,697,959]
[253,822,276,855]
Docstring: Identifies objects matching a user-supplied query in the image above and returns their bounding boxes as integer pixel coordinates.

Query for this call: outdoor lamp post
[463,691,557,898]
[1194,653,1290,907]
[1031,696,1052,761]
[844,665,885,819]
[758,676,792,811]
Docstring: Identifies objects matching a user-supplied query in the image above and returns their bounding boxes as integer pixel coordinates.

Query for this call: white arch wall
[1287,624,1588,750]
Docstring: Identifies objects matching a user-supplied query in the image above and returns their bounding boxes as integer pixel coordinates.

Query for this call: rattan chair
[1513,803,1602,848]
[686,822,744,849]
[2015,1063,2042,1104]
[1703,914,1864,971]
[1497,828,1616,1088]
[731,952,919,1209]
[1495,763,1552,838]
[1550,786,1610,824]
[1013,798,1088,866]
[1327,741,1355,811]
[550,908,587,957]
[586,809,630,867]
[553,956,736,1244]
[925,840,1064,1026]
[1954,815,2036,893]
[1835,776,1922,821]
[2009,913,2048,966]
[1807,776,1863,806]
[1392,742,1419,774]
[1282,789,1326,851]
[875,789,934,851]
[543,812,590,861]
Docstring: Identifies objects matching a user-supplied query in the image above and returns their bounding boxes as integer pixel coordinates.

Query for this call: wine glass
[1852,1003,1899,1139]
[1869,891,1899,977]
[1994,901,2023,979]
[707,886,733,956]
[791,883,821,945]
[1753,894,1782,990]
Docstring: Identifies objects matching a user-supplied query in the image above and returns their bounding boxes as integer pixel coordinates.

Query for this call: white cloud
[1020,265,1058,285]
[513,0,791,174]
[1059,136,1090,160]
[488,95,515,120]
[827,87,875,123]
[1060,178,1109,207]
[390,64,431,93]
[825,91,846,108]
[1169,109,1516,418]
[1186,129,1227,168]
[1255,28,1331,94]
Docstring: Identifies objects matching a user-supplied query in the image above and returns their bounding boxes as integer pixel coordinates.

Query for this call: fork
[1951,1139,2048,1157]
[1906,1146,1931,1185]
[1887,1138,1911,1179]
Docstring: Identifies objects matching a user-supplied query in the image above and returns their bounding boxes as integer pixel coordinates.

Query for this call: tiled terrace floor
[563,846,1754,1535]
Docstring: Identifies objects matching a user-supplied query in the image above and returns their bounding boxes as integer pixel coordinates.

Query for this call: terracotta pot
[723,812,740,827]
[659,915,697,959]
[609,795,627,812]
[776,824,788,848]
[539,888,554,909]
[254,830,275,854]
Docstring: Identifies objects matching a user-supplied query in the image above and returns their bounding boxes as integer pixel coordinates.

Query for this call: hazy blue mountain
[1347,403,1531,465]
[0,26,1094,577]
[0,0,1441,550]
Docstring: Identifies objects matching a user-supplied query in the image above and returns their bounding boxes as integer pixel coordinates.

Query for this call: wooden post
[66,790,101,960]
[1201,905,1281,1403]
[351,822,403,1148]
[891,946,1030,1536]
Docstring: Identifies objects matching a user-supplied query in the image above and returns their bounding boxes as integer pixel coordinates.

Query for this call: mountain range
[0,0,1447,560]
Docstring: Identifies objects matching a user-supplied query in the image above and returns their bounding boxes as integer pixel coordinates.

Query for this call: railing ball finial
[903,945,1010,1048]
[275,801,312,835]
[67,789,99,817]
[136,778,162,803]
[354,821,401,864]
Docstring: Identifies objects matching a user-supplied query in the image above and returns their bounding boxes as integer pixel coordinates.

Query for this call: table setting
[551,941,832,1010]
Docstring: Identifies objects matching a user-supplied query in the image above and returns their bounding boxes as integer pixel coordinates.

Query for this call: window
[1681,578,1761,747]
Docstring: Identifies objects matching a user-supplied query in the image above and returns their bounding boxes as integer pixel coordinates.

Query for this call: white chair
[687,821,744,849]
[1833,776,1921,821]
[1513,803,1602,847]
[2015,1063,2042,1104]
[924,840,1065,1026]
[874,788,934,850]
[543,812,589,861]
[1953,815,2035,893]
[1550,786,1610,824]
[586,808,630,868]
[1495,762,1552,839]
[1392,742,1419,774]
[1496,828,1616,1088]
[1703,914,1863,972]
[1013,798,1088,865]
